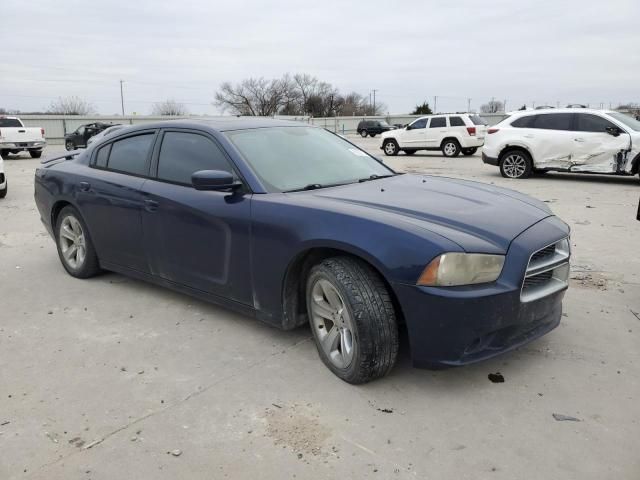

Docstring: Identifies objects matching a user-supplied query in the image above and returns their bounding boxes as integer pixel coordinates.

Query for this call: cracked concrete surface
[0,140,639,479]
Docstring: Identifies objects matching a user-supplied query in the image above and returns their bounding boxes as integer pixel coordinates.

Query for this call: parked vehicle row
[0,116,46,158]
[380,113,488,157]
[481,109,640,180]
[35,118,570,383]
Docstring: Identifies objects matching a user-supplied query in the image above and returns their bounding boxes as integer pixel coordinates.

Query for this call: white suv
[482,109,640,180]
[380,114,488,157]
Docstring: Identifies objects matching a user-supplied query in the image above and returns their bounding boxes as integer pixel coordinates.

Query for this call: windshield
[225,127,393,192]
[470,115,488,126]
[377,121,390,127]
[608,112,640,131]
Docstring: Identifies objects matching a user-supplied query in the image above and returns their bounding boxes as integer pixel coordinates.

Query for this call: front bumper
[395,216,569,368]
[1,141,46,150]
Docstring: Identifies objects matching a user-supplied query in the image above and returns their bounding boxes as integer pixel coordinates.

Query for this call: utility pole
[372,89,378,114]
[503,99,507,112]
[119,80,125,116]
[434,96,438,113]
[467,98,471,112]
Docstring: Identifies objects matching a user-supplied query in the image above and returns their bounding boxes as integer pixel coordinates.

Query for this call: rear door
[81,131,156,272]
[526,113,575,169]
[399,118,428,147]
[571,113,631,173]
[141,129,253,304]
[425,116,447,147]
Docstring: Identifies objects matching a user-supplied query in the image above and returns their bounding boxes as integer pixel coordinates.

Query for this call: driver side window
[410,119,427,129]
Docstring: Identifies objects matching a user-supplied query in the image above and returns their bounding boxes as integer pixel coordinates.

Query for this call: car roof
[112,117,309,134]
[414,113,473,121]
[508,108,615,116]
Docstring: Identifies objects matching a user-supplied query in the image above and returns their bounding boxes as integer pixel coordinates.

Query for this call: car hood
[307,174,554,253]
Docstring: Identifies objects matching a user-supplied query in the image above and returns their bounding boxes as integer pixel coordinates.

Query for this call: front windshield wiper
[284,183,342,193]
[358,174,396,183]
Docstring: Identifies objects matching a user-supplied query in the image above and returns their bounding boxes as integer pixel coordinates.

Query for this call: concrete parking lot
[1,138,639,479]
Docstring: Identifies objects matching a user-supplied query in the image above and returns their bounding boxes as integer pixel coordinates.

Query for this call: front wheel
[500,150,533,179]
[462,147,477,156]
[306,257,398,384]
[442,140,461,157]
[55,206,101,278]
[404,149,416,155]
[360,130,368,138]
[65,141,75,151]
[383,139,399,156]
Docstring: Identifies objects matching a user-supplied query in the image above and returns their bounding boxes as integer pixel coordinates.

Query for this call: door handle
[78,181,90,192]
[574,138,585,142]
[144,199,159,212]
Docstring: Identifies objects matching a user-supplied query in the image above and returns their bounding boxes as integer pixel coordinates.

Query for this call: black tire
[360,130,368,138]
[499,149,533,179]
[404,149,416,155]
[55,206,101,278]
[462,147,477,156]
[65,141,75,151]
[0,181,7,199]
[0,150,8,158]
[306,256,398,384]
[441,139,461,157]
[29,150,42,159]
[382,139,399,156]
[370,133,377,138]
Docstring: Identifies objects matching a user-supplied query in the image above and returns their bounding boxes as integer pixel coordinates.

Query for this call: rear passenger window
[107,134,154,176]
[574,114,617,133]
[95,144,110,168]
[511,115,537,128]
[157,132,232,185]
[429,117,446,128]
[409,119,427,129]
[449,117,465,127]
[531,113,572,131]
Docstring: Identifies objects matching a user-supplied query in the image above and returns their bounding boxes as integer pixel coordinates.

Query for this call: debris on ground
[376,408,393,414]
[552,413,581,422]
[488,373,505,383]
[169,449,182,457]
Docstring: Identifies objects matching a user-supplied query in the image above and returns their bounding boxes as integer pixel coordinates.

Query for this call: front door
[141,130,252,304]
[571,113,632,173]
[399,118,428,148]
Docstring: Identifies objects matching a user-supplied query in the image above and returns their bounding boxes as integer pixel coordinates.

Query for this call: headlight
[417,253,505,286]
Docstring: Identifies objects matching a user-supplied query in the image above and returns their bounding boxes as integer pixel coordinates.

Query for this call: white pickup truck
[0,116,46,158]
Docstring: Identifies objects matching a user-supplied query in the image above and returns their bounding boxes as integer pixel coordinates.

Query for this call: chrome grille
[521,238,570,302]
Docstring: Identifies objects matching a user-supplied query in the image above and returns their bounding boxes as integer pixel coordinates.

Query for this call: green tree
[411,101,433,115]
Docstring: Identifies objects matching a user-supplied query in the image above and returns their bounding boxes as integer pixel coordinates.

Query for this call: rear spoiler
[40,150,82,165]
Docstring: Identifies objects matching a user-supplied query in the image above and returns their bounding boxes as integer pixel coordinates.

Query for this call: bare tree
[214,77,292,116]
[47,96,96,115]
[152,99,188,116]
[480,100,504,114]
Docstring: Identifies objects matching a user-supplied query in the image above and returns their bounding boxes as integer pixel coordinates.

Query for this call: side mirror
[192,170,241,191]
[405,124,412,130]
[605,126,621,137]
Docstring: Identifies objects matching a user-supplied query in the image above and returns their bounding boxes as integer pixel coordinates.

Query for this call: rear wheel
[442,139,461,157]
[404,149,416,155]
[306,257,398,384]
[29,150,42,159]
[462,147,477,156]
[500,149,533,179]
[65,141,75,151]
[383,139,399,156]
[360,130,368,138]
[0,181,7,199]
[55,206,101,278]
[370,133,377,138]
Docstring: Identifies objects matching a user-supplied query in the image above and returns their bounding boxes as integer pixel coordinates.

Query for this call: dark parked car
[34,118,570,384]
[65,122,119,150]
[356,119,394,138]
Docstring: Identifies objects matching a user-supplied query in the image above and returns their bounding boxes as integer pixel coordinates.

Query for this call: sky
[1,0,639,116]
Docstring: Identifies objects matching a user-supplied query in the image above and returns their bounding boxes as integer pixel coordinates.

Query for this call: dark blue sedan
[34,118,570,383]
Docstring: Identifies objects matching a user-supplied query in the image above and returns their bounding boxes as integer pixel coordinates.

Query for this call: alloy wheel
[309,278,355,369]
[443,142,458,156]
[59,215,87,269]
[384,142,397,155]
[502,154,527,178]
